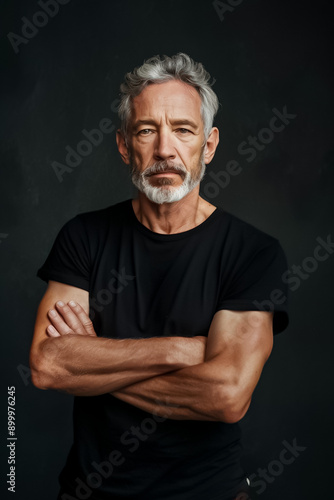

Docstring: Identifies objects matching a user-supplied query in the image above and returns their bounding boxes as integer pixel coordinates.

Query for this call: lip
[150,172,180,176]
[149,170,180,177]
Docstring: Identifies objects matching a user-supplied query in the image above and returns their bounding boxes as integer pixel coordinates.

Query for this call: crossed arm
[30,281,273,423]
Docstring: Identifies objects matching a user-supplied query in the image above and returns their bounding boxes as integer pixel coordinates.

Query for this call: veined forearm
[33,334,206,396]
[112,359,225,421]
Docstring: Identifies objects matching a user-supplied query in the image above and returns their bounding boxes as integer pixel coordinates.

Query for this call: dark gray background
[1,0,333,499]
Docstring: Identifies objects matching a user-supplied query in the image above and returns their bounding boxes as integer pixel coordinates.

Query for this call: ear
[116,129,130,165]
[204,127,219,165]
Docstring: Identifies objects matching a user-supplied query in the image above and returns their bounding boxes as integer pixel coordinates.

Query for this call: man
[30,53,289,500]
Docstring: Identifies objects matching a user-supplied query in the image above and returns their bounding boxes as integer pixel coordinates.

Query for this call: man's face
[126,80,207,204]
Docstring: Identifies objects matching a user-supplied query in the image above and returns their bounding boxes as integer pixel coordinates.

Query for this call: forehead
[131,80,202,121]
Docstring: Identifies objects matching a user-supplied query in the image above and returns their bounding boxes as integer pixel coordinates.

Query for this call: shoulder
[62,198,133,234]
[210,208,288,278]
[213,207,282,251]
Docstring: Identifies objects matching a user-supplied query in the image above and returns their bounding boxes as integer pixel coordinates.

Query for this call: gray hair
[118,53,219,143]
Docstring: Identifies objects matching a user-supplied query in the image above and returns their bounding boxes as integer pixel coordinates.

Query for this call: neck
[132,189,217,234]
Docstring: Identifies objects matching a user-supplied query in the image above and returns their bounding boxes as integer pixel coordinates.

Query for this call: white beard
[131,154,206,205]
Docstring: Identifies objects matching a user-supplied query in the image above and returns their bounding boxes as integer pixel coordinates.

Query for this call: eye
[177,128,192,134]
[138,129,153,136]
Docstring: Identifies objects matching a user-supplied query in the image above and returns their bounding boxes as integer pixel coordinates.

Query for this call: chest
[88,228,229,339]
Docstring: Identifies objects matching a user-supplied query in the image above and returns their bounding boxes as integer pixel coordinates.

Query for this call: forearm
[33,334,205,396]
[111,310,273,423]
[112,359,224,421]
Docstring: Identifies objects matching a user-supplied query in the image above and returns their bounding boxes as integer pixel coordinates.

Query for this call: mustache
[142,161,187,179]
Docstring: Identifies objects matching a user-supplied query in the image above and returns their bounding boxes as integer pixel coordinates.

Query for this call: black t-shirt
[37,198,289,500]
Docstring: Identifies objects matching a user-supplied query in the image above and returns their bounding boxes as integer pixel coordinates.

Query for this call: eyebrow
[132,119,199,131]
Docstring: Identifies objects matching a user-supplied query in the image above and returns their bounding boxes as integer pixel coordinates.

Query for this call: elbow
[30,366,49,391]
[220,402,251,424]
[30,357,51,390]
[29,339,64,391]
[30,354,53,391]
[212,385,251,424]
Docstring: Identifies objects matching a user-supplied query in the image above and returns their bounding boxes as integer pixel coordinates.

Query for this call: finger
[46,324,61,337]
[54,301,88,335]
[48,308,74,335]
[67,301,96,337]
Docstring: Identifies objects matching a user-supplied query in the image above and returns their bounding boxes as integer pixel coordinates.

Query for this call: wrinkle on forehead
[131,80,202,124]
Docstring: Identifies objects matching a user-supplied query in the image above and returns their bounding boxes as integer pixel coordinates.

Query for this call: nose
[153,129,176,161]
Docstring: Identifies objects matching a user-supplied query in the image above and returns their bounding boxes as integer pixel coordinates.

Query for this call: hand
[46,301,96,338]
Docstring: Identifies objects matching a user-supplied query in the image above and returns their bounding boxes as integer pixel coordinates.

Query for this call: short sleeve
[37,215,90,291]
[216,240,289,334]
